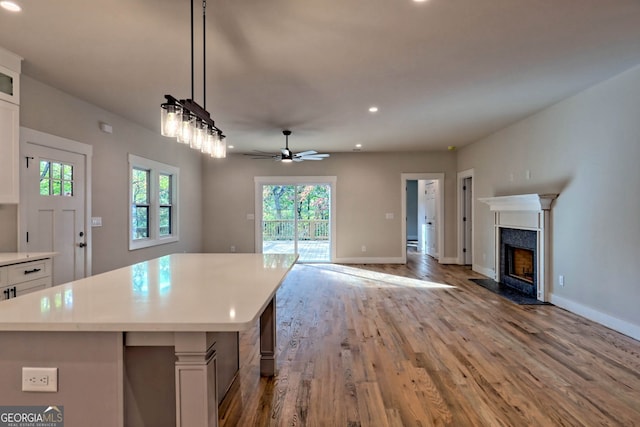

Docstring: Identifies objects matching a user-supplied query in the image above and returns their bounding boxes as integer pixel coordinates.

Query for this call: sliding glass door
[260,181,333,262]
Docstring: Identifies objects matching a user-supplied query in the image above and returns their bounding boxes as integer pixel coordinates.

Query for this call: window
[40,160,74,196]
[128,154,179,250]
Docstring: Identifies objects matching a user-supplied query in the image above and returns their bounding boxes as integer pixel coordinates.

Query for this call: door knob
[78,242,87,248]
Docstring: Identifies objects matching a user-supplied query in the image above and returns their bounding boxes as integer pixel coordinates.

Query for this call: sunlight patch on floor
[310,264,455,289]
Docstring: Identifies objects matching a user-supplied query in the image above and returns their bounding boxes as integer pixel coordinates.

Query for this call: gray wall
[0,76,204,274]
[201,152,458,260]
[458,64,640,332]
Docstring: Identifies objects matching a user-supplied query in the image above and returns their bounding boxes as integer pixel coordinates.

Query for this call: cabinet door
[0,100,19,203]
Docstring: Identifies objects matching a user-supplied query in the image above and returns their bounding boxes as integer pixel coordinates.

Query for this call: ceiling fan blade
[297,157,324,160]
[299,153,330,158]
[296,150,317,156]
[293,158,304,162]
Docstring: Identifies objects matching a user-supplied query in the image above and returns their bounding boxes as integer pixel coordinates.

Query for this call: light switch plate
[91,217,103,227]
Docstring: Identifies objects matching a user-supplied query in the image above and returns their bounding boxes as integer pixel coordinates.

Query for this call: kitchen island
[0,253,297,427]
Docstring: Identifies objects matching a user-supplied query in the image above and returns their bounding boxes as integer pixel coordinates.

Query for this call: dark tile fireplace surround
[500,228,537,297]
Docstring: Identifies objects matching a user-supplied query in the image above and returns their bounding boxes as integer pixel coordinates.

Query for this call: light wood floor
[219,251,640,426]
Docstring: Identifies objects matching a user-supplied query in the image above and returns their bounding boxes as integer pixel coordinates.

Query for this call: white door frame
[19,127,93,276]
[254,176,337,262]
[457,169,474,265]
[401,173,444,264]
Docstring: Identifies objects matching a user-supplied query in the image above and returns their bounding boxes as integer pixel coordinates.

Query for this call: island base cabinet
[123,331,239,427]
[0,331,124,427]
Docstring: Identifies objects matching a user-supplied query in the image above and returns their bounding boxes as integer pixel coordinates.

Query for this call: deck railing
[263,220,329,241]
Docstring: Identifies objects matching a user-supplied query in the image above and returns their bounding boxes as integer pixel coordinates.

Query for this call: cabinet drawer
[15,277,51,297]
[7,259,51,284]
[0,267,7,287]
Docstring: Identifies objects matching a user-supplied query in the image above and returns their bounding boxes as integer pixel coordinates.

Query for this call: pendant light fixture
[160,0,226,158]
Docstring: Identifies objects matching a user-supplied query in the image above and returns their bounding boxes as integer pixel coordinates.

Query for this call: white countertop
[0,253,297,332]
[0,252,57,267]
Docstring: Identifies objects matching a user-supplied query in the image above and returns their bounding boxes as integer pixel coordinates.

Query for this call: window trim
[128,154,179,250]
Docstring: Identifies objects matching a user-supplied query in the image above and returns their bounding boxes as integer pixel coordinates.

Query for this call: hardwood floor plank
[219,251,640,426]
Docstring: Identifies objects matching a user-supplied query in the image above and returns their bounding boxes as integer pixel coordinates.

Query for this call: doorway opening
[401,173,444,264]
[255,176,336,263]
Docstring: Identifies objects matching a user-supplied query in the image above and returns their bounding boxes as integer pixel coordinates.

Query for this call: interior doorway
[255,176,336,263]
[401,173,444,264]
[19,128,93,284]
[457,169,474,266]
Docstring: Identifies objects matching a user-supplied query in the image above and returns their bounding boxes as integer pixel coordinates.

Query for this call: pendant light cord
[190,0,195,101]
[203,0,206,110]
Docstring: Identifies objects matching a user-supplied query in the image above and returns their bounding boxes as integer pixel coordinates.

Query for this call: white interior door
[463,177,473,265]
[417,181,427,253]
[425,181,438,258]
[21,142,87,285]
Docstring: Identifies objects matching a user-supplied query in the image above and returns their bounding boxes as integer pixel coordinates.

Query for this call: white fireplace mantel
[478,193,558,302]
[478,194,558,212]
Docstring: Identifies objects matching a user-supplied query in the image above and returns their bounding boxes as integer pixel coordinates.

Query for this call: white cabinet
[0,47,22,204]
[0,100,19,203]
[0,258,52,301]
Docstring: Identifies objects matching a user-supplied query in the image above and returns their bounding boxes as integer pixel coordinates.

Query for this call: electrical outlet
[559,275,564,287]
[361,245,367,252]
[230,246,236,253]
[22,367,58,392]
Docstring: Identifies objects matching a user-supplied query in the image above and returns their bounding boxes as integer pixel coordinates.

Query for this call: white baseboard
[439,257,458,264]
[333,257,405,264]
[473,264,495,279]
[551,294,640,341]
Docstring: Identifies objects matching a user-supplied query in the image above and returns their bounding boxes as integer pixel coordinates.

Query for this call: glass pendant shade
[177,115,194,145]
[202,130,214,155]
[161,104,181,137]
[212,134,227,158]
[190,120,205,150]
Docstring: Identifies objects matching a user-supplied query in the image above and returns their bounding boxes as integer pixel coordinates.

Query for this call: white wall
[0,76,204,274]
[458,64,640,337]
[202,152,458,261]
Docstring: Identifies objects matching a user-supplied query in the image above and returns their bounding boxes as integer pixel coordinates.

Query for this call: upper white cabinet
[0,47,22,204]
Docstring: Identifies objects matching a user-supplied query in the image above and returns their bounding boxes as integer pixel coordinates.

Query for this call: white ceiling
[2,0,640,154]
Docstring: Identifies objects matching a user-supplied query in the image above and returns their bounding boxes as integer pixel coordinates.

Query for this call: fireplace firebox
[500,228,537,297]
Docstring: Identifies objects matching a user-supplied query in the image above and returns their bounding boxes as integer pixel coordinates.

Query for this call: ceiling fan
[247,130,330,163]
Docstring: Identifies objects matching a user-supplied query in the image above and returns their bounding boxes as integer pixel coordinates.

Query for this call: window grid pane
[39,160,74,197]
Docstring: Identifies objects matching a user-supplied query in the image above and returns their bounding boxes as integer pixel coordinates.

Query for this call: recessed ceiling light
[355,144,362,148]
[0,1,21,12]
[413,0,429,3]
[228,145,234,149]
[368,106,378,113]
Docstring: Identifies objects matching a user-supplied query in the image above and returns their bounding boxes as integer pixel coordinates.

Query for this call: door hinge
[26,231,29,243]
[463,185,466,191]
[463,217,467,221]
[25,156,34,168]
[463,248,467,253]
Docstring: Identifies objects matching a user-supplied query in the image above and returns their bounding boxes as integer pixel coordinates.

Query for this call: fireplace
[500,228,537,297]
[478,194,558,302]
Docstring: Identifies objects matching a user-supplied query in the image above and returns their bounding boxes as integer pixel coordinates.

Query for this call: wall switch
[525,170,531,180]
[91,217,102,227]
[230,246,236,253]
[246,213,255,220]
[22,367,58,392]
[559,275,564,287]
[361,245,367,252]
[385,213,394,219]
